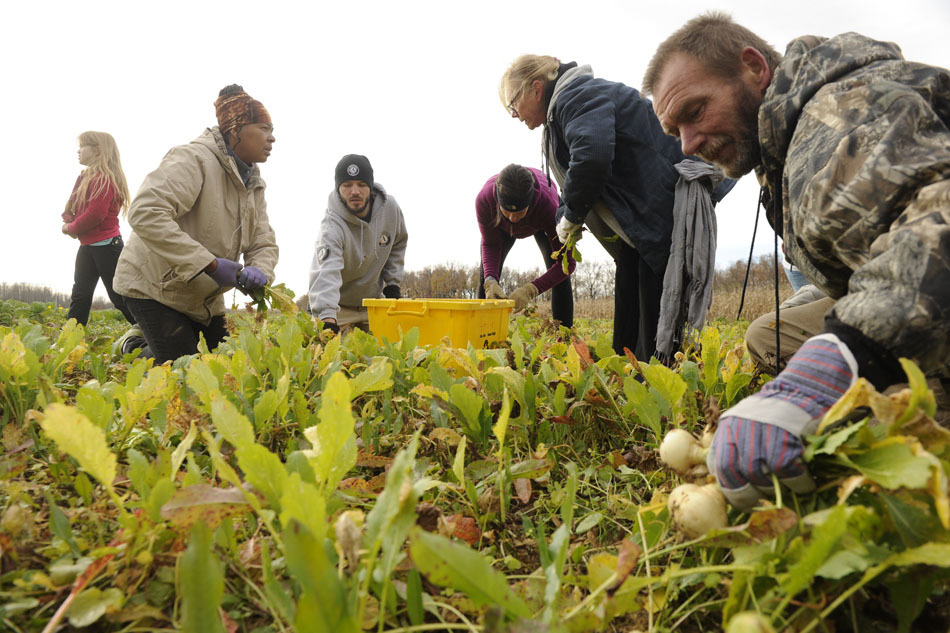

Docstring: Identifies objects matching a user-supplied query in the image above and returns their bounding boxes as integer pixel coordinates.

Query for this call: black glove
[383,285,401,299]
[322,320,340,334]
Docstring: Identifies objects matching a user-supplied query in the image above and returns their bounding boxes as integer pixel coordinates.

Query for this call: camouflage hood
[758,33,904,179]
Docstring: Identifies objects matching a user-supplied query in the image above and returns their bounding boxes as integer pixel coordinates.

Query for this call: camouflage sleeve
[783,64,950,377]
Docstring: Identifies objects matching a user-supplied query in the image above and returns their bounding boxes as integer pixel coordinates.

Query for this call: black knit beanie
[335,154,374,188]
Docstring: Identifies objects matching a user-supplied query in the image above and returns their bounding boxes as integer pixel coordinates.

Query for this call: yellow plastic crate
[362,298,515,348]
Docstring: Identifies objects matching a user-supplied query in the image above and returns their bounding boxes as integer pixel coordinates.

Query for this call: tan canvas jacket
[114,127,278,324]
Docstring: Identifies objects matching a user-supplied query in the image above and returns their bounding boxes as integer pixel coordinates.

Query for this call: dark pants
[612,243,664,360]
[478,231,573,327]
[124,296,228,364]
[67,237,135,326]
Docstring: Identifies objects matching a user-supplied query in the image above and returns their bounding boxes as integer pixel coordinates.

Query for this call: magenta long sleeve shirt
[476,167,576,294]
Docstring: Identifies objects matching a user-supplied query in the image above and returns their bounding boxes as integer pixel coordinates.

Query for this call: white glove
[556,216,582,244]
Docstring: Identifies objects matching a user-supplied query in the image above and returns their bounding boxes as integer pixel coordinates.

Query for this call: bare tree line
[0,282,113,309]
[5,254,786,319]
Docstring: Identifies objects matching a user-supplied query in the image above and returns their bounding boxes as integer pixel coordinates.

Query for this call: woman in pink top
[61,131,134,325]
[476,164,574,326]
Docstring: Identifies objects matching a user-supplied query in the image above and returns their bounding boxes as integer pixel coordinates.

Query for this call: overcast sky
[5,0,948,301]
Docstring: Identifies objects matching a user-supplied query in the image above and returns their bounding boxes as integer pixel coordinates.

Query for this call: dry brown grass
[534,257,794,324]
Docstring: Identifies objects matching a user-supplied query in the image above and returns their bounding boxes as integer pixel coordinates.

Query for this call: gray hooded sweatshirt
[308,184,408,320]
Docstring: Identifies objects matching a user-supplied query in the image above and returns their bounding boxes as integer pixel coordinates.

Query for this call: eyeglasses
[505,87,523,116]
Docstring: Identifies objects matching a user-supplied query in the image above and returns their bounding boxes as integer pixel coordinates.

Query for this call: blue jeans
[784,265,809,292]
[123,297,227,364]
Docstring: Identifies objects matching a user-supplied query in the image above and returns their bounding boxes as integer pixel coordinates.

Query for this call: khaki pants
[337,305,370,332]
[745,295,950,426]
[745,296,836,373]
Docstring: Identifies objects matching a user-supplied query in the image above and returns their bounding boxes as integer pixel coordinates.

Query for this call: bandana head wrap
[214,84,271,139]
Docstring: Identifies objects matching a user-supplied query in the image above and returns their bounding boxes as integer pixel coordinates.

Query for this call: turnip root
[659,429,707,476]
[668,483,728,538]
[725,611,775,633]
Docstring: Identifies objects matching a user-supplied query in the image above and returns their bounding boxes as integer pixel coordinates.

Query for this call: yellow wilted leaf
[453,436,467,487]
[429,427,462,447]
[492,390,511,456]
[39,404,117,498]
[62,344,88,375]
[721,344,743,385]
[437,347,480,379]
[266,284,299,314]
[818,378,877,434]
[907,440,950,529]
[895,358,937,427]
[0,332,29,378]
[410,383,448,401]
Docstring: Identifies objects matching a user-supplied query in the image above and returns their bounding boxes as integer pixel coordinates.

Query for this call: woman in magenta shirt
[476,164,574,326]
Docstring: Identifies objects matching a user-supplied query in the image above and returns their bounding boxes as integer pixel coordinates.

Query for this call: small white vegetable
[668,483,728,538]
[335,509,364,573]
[726,611,776,633]
[700,423,715,449]
[659,429,707,475]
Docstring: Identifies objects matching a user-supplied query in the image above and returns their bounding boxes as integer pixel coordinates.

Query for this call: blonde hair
[71,131,130,216]
[643,12,781,96]
[498,55,560,110]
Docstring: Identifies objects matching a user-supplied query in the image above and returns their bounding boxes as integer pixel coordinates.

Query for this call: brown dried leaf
[585,390,609,407]
[573,339,595,369]
[160,484,249,530]
[607,451,627,469]
[444,514,481,545]
[416,503,442,532]
[624,348,642,374]
[338,472,387,497]
[514,478,532,504]
[701,507,799,547]
[356,450,393,468]
[607,540,642,597]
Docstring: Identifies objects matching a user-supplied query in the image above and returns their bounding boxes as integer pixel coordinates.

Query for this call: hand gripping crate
[362,298,514,348]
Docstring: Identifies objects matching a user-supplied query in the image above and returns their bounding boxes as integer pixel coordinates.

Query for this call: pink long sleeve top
[476,167,576,294]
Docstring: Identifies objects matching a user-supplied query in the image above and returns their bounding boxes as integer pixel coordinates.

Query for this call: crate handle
[386,303,429,317]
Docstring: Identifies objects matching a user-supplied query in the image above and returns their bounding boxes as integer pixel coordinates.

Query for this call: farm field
[0,296,948,633]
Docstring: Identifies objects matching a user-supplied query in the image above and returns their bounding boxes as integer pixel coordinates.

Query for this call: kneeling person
[309,155,408,332]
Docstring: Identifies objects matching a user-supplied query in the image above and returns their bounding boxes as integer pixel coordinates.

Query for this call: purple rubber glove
[238,266,267,292]
[207,258,243,288]
[708,334,857,510]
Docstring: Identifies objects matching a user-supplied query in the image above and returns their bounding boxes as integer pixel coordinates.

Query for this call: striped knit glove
[707,334,857,510]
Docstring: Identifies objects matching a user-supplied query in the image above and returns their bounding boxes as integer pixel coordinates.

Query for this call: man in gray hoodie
[308,155,408,333]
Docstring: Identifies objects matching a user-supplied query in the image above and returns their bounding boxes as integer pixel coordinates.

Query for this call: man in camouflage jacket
[643,12,950,509]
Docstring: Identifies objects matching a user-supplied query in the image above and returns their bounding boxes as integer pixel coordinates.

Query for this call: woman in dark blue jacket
[500,55,732,359]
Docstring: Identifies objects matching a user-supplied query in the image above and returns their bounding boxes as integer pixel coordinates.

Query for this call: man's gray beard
[724,139,761,179]
[726,85,764,178]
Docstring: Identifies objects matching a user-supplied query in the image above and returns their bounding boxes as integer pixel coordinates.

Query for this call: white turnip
[667,483,728,538]
[726,611,776,633]
[659,429,707,475]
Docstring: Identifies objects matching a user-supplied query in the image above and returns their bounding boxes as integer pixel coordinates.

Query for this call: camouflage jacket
[758,32,950,381]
